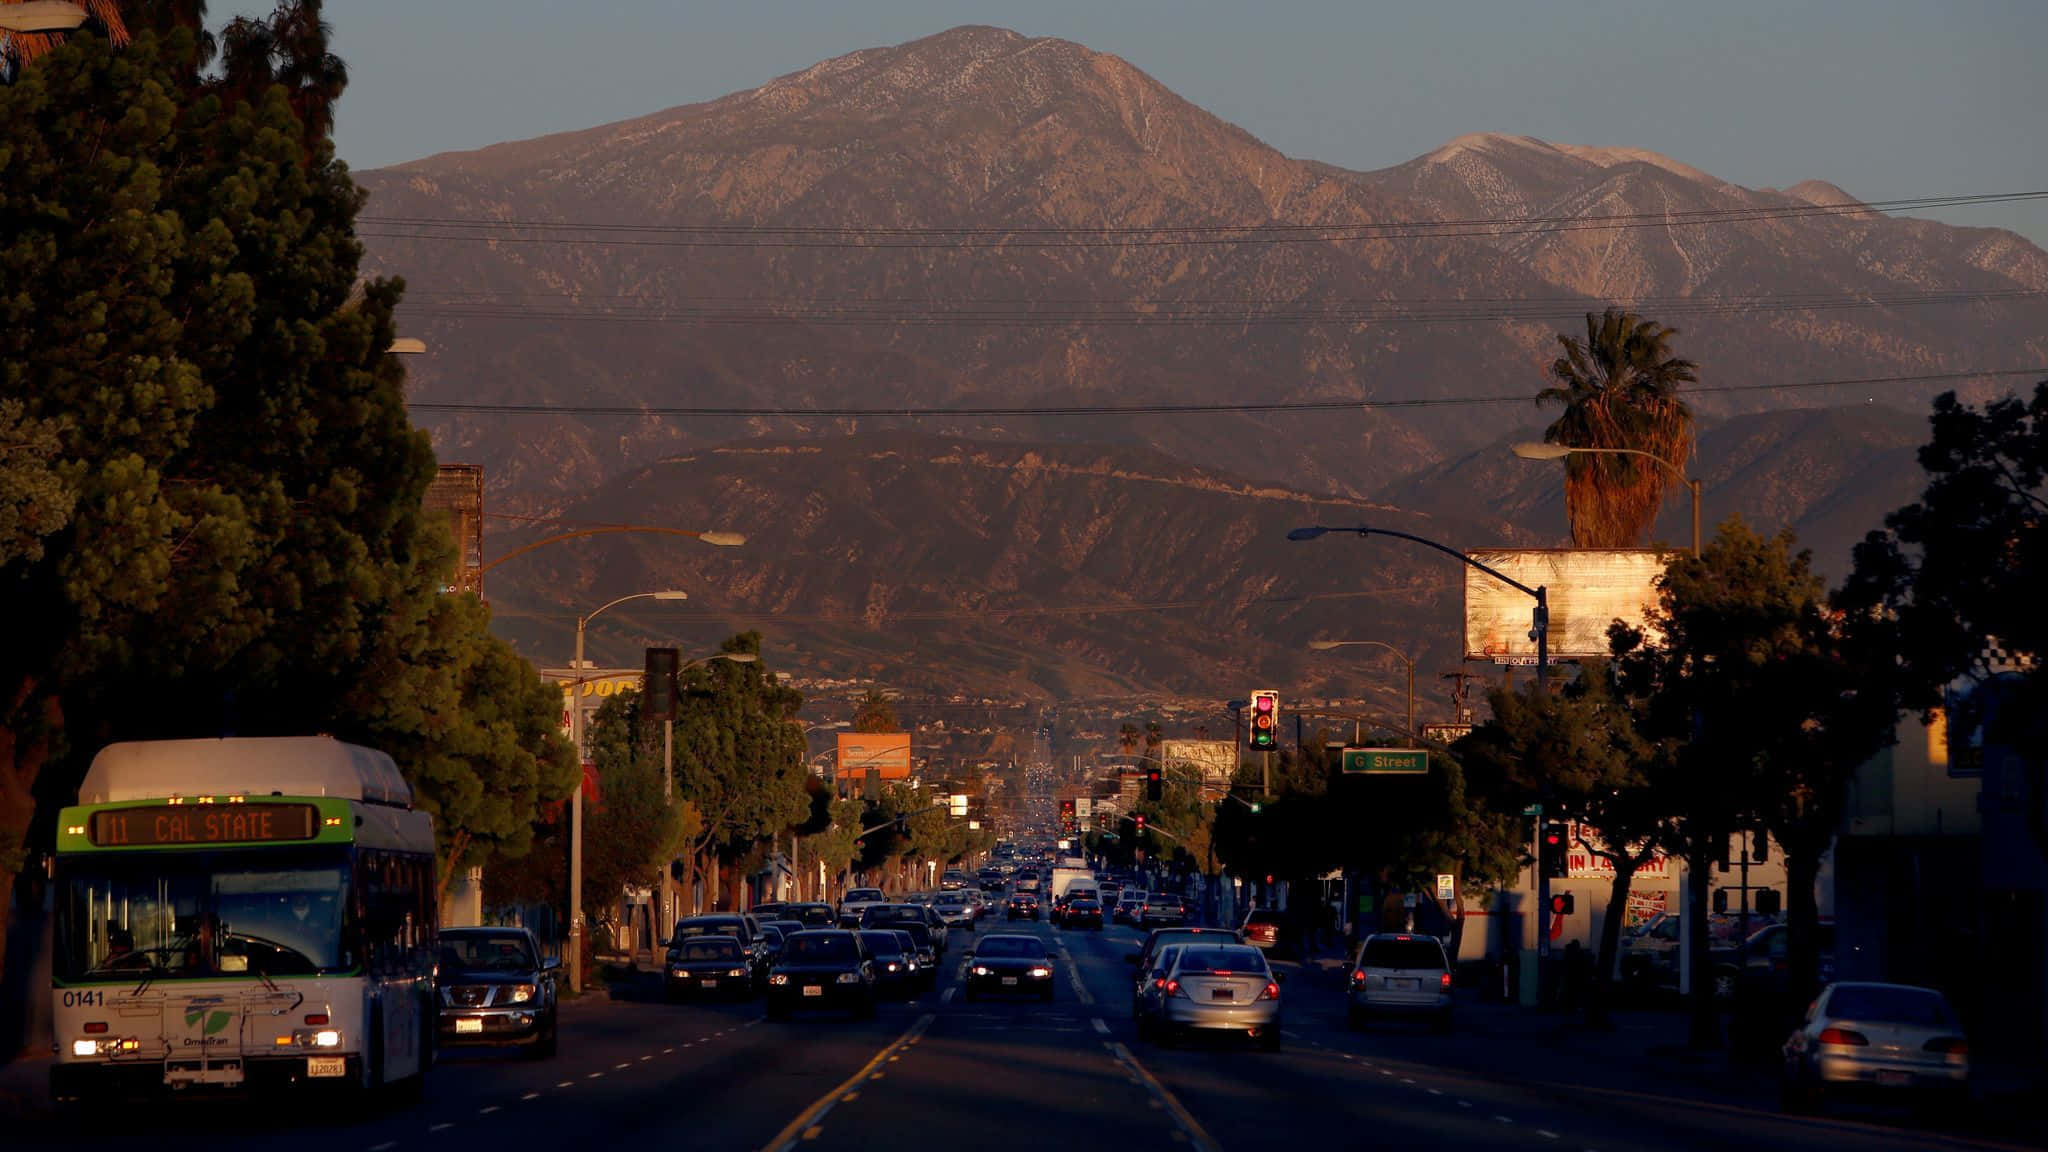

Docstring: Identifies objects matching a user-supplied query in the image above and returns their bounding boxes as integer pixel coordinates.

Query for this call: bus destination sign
[88,803,320,847]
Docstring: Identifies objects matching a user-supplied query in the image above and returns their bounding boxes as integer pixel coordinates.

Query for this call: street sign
[1075,797,1093,820]
[1436,873,1455,903]
[1341,747,1428,775]
[1421,722,1474,743]
[1521,804,1543,817]
[1402,893,1419,909]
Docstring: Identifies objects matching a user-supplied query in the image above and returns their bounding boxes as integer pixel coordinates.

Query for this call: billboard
[1464,549,1669,664]
[1157,739,1237,786]
[836,732,912,780]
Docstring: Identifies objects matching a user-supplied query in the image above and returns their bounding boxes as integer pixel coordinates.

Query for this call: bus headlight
[505,983,537,1004]
[72,1039,98,1058]
[314,1030,341,1048]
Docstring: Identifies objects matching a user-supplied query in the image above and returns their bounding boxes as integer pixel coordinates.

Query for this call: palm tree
[0,0,128,70]
[1535,308,1699,547]
[1117,723,1140,755]
[217,0,345,145]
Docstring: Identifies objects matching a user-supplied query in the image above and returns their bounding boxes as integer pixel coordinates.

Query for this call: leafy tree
[851,689,898,734]
[576,692,686,934]
[0,401,73,566]
[345,592,578,905]
[669,633,809,909]
[1844,381,2047,757]
[0,29,454,1005]
[1536,308,1699,547]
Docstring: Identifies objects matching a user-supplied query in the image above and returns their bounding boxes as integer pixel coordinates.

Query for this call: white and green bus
[50,737,437,1100]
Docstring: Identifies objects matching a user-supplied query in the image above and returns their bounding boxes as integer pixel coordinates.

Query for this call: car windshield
[442,932,537,972]
[676,937,743,961]
[673,919,743,942]
[858,932,906,956]
[845,889,884,902]
[1362,938,1446,970]
[1176,946,1264,974]
[976,937,1045,959]
[784,934,859,963]
[1827,985,1955,1027]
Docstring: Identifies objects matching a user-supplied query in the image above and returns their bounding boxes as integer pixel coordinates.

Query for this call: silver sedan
[1781,981,1969,1113]
[1145,943,1282,1051]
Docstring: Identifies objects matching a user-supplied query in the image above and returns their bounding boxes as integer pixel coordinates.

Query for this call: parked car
[1006,892,1041,921]
[437,926,559,1059]
[1618,912,1682,992]
[1141,942,1282,1050]
[963,934,1058,1002]
[1781,982,1968,1114]
[765,930,877,1020]
[1240,908,1284,951]
[1348,932,1453,1032]
[1713,921,1837,1003]
[664,935,756,1001]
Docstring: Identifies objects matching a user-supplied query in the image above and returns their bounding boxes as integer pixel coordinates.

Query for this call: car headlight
[727,968,748,978]
[886,962,901,972]
[835,971,861,984]
[505,983,537,1004]
[769,973,789,985]
[1028,967,1052,978]
[972,965,991,976]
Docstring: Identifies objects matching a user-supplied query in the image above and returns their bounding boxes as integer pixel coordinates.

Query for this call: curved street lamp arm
[1313,526,1543,601]
[580,589,678,628]
[482,525,740,575]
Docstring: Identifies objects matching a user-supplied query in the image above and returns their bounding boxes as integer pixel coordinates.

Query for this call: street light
[1290,523,1555,977]
[567,589,688,994]
[0,2,87,32]
[1510,442,1702,558]
[387,338,428,355]
[1307,639,1417,739]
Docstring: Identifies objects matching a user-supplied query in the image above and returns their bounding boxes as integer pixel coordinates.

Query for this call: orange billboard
[836,733,912,780]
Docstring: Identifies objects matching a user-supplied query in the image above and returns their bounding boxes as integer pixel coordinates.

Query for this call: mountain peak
[1425,133,1715,184]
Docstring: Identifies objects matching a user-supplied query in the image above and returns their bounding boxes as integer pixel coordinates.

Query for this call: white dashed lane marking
[555,1080,573,1088]
[428,1122,455,1132]
[478,1105,500,1115]
[521,1091,541,1101]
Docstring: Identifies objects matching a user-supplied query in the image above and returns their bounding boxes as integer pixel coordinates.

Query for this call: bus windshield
[55,846,353,982]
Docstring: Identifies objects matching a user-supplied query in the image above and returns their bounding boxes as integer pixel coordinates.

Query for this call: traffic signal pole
[1534,809,1550,1007]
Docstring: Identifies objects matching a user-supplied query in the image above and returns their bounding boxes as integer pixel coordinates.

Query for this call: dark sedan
[765,930,878,1019]
[664,935,755,1000]
[1006,893,1041,921]
[437,926,558,1058]
[859,930,922,1000]
[1063,897,1105,931]
[963,934,1057,1002]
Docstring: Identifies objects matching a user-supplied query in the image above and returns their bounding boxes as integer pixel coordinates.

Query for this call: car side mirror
[542,955,562,972]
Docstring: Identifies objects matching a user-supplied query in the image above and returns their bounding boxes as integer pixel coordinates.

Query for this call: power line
[356,189,2048,250]
[405,367,2048,419]
[392,286,2044,328]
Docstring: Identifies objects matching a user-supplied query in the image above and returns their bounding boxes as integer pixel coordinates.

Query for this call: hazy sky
[227,0,2046,244]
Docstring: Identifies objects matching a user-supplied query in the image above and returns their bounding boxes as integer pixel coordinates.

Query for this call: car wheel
[1347,1004,1367,1032]
[1778,1067,1819,1114]
[530,1020,558,1060]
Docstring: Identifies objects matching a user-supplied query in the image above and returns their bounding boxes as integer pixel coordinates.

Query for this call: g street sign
[1340,747,1428,775]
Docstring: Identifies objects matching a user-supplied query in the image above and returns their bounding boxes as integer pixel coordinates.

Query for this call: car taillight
[1258,982,1280,1001]
[1923,1037,1969,1056]
[1816,1027,1867,1046]
[1440,972,1453,988]
[1350,969,1365,984]
[1165,979,1187,999]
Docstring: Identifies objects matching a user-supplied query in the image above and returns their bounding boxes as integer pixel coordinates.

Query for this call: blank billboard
[837,732,913,780]
[1464,549,1669,663]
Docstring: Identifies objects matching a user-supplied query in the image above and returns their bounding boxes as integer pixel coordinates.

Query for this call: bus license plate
[455,1018,484,1033]
[307,1056,347,1078]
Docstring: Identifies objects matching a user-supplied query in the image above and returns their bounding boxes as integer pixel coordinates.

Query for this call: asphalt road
[11,912,2033,1152]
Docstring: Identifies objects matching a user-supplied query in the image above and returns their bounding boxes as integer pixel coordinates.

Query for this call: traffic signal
[1248,690,1279,751]
[643,647,679,722]
[1145,766,1163,801]
[1756,888,1782,917]
[1541,822,1569,879]
[1549,893,1575,916]
[1134,814,1147,834]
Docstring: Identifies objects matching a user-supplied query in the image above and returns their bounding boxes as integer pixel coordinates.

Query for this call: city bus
[50,737,437,1100]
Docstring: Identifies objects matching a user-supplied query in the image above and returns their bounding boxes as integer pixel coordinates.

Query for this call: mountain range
[355,26,2046,700]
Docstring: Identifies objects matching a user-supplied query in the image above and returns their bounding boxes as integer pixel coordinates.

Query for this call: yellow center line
[760,1013,934,1152]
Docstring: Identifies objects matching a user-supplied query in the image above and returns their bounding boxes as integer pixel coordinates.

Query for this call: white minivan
[1347,932,1453,1031]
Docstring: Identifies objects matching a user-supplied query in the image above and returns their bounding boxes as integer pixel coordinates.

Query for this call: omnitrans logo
[182,997,234,1044]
